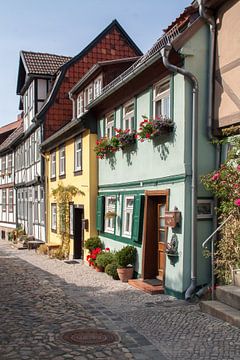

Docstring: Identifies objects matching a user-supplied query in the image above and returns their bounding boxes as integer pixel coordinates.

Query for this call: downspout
[198,0,219,300]
[160,45,199,300]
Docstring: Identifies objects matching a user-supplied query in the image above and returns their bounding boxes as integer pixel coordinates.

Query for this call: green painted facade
[96,24,215,297]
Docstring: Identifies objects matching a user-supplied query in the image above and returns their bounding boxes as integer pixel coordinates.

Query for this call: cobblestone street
[0,240,239,360]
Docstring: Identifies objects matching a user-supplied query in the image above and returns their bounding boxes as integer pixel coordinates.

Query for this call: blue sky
[0,0,190,127]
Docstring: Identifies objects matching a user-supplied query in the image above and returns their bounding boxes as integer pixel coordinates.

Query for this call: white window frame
[51,203,57,231]
[105,112,114,139]
[8,188,14,213]
[50,151,56,179]
[30,134,35,165]
[104,196,116,234]
[1,156,6,175]
[2,189,6,212]
[84,83,93,110]
[94,76,102,99]
[74,136,82,172]
[123,100,135,131]
[122,196,134,238]
[59,146,65,176]
[7,154,12,174]
[77,92,84,118]
[35,128,40,162]
[153,78,170,119]
[34,189,38,222]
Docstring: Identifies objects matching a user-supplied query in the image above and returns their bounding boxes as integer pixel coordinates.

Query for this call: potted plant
[105,261,119,280]
[114,128,136,149]
[136,115,174,141]
[94,136,120,159]
[115,245,137,282]
[86,247,102,268]
[84,236,103,253]
[95,249,115,272]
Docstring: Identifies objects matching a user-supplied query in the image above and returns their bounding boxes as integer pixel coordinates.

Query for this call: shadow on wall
[152,130,176,160]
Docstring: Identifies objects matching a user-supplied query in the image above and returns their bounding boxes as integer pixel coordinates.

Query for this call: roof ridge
[21,50,72,59]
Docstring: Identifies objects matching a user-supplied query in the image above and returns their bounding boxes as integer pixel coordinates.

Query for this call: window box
[137,116,174,141]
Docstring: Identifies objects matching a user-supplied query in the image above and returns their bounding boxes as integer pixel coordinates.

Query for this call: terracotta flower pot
[95,265,104,272]
[117,267,134,282]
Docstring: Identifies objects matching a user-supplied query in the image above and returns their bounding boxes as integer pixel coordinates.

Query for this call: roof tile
[22,51,72,75]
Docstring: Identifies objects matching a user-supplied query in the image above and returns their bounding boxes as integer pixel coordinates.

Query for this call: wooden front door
[73,207,84,259]
[157,202,167,282]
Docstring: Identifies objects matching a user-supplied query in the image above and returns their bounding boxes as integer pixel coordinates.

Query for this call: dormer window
[94,76,102,98]
[153,79,170,118]
[77,92,84,118]
[84,84,93,110]
[105,112,114,139]
[123,101,134,131]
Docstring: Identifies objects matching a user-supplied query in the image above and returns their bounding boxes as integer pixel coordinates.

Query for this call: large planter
[117,267,134,282]
[233,269,240,287]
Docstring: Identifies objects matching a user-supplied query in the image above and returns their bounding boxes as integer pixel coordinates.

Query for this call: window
[122,196,134,238]
[84,84,93,110]
[69,203,74,236]
[59,146,65,176]
[1,156,6,175]
[24,190,28,220]
[7,154,12,174]
[35,128,40,161]
[51,204,57,231]
[123,101,134,131]
[153,79,170,118]
[2,189,6,212]
[50,151,56,179]
[8,188,13,213]
[77,92,84,118]
[31,134,35,165]
[104,196,116,234]
[34,189,38,222]
[94,76,102,98]
[105,112,114,138]
[74,137,82,172]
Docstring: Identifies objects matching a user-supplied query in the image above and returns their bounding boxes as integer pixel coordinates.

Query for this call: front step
[200,300,240,328]
[216,285,240,310]
[128,279,164,295]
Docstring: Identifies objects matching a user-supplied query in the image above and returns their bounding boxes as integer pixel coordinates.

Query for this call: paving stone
[0,240,239,360]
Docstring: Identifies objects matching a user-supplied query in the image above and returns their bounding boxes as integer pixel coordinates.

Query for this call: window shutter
[131,195,144,243]
[96,196,105,232]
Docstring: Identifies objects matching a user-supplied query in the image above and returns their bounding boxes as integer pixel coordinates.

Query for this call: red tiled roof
[0,121,23,151]
[0,119,22,135]
[164,5,198,33]
[21,51,72,75]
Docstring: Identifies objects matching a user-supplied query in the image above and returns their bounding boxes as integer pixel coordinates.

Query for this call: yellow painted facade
[45,130,98,258]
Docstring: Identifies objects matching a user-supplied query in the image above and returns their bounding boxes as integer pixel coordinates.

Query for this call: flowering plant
[201,137,240,284]
[94,136,120,159]
[86,247,102,266]
[136,115,174,142]
[114,128,136,149]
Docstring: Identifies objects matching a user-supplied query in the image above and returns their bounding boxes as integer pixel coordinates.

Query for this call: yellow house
[41,117,98,259]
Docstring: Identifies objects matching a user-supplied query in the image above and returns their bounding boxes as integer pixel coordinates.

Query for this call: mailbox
[165,208,181,228]
[82,219,89,231]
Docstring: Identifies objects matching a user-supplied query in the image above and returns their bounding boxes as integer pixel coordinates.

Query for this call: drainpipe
[198,0,219,300]
[160,45,199,300]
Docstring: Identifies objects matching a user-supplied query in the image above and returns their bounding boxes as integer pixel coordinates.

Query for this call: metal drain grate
[62,328,119,346]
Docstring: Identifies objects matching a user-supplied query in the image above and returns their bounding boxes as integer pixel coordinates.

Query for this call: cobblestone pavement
[0,240,240,360]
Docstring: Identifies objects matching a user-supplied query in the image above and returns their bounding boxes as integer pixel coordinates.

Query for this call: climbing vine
[201,137,240,284]
[52,183,83,259]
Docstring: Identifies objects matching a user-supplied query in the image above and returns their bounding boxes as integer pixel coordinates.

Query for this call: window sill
[50,177,56,182]
[59,174,66,179]
[74,170,82,176]
[51,229,57,233]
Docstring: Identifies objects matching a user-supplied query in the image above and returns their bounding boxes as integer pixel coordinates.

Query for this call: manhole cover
[62,329,119,346]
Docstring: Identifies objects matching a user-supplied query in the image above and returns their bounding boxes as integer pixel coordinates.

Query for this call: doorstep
[128,279,164,295]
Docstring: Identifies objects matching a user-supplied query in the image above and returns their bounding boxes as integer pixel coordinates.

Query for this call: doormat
[64,260,80,264]
[143,279,162,286]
